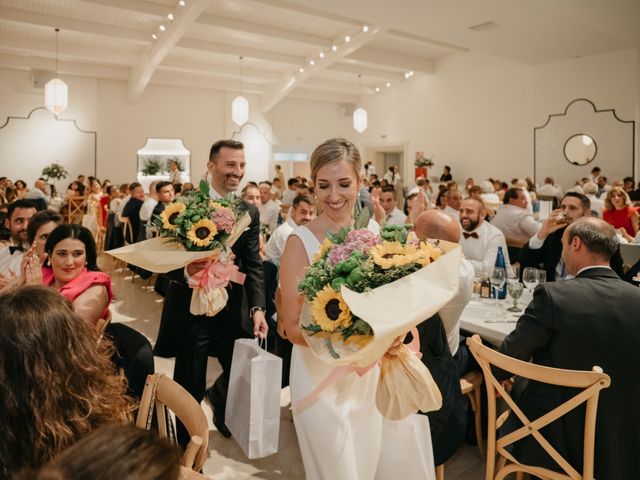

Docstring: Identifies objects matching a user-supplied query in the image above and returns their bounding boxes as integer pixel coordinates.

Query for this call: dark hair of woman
[403,192,418,216]
[26,210,63,245]
[20,425,180,480]
[44,224,99,271]
[0,286,133,477]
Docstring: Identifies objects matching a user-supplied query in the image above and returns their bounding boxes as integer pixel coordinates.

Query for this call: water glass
[491,267,506,301]
[507,281,524,312]
[522,267,539,293]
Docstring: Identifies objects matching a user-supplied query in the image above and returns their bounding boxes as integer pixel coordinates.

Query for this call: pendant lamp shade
[45,78,68,114]
[353,107,368,133]
[232,95,249,127]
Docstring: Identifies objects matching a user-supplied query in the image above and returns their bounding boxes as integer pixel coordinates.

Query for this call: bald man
[414,210,474,373]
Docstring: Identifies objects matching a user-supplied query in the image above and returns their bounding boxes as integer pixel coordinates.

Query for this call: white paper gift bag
[225,338,282,459]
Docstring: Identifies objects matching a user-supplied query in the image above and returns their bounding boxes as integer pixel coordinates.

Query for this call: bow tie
[463,232,479,239]
[9,245,24,254]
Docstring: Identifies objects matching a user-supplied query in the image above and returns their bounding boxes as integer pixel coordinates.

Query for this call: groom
[156,139,267,442]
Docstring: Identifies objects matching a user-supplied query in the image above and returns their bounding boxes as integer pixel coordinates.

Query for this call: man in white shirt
[596,176,611,198]
[258,181,280,234]
[0,199,37,287]
[582,181,604,217]
[459,197,511,275]
[25,179,49,209]
[139,181,159,239]
[281,178,299,210]
[414,209,473,370]
[265,194,314,266]
[377,185,406,226]
[536,177,563,200]
[492,188,541,246]
[443,189,462,220]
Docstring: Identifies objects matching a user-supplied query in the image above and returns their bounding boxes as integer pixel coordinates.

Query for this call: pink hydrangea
[327,244,352,266]
[212,207,236,233]
[344,228,379,253]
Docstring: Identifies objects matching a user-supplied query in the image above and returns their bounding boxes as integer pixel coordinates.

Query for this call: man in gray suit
[498,217,640,478]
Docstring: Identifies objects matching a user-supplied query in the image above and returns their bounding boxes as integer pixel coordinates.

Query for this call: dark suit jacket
[122,197,144,244]
[498,267,640,478]
[518,227,623,281]
[154,201,265,356]
[412,314,466,466]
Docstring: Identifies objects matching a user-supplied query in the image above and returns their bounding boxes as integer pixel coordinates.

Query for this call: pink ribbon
[291,327,422,412]
[187,258,246,291]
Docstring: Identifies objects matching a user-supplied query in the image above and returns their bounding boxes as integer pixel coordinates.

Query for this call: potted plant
[141,156,165,176]
[41,163,69,197]
[414,152,434,180]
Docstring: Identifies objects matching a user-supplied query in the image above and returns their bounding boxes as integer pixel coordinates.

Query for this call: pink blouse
[43,267,113,319]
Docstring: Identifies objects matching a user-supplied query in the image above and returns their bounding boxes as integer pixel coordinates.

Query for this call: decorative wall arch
[534,98,635,187]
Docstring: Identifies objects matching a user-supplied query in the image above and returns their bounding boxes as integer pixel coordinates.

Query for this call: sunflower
[187,219,218,247]
[371,241,428,269]
[310,285,352,332]
[161,202,186,230]
[417,241,442,266]
[312,238,333,263]
[209,200,223,209]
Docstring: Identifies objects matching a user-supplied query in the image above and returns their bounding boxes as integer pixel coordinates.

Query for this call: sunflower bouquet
[107,181,251,316]
[295,213,462,419]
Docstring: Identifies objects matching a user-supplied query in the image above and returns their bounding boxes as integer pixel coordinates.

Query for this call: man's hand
[370,188,385,223]
[538,209,568,240]
[0,271,19,292]
[252,309,268,339]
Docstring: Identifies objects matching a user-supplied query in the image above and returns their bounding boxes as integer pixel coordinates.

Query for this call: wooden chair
[118,217,134,277]
[94,310,112,339]
[467,335,610,480]
[136,373,209,473]
[94,202,107,254]
[67,196,85,224]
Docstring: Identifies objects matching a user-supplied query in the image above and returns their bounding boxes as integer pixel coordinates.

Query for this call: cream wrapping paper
[106,212,251,316]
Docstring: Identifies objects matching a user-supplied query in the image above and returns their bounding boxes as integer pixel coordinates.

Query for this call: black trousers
[173,314,249,445]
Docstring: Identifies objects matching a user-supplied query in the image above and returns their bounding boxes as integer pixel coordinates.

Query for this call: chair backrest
[136,373,209,473]
[467,335,610,480]
[120,217,134,245]
[619,243,640,268]
[67,197,85,224]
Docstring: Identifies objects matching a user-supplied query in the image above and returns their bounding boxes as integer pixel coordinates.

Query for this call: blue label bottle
[495,246,507,299]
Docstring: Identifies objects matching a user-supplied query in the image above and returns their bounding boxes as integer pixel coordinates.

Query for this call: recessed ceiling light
[331,45,337,51]
[375,87,380,93]
[167,13,174,20]
[386,82,391,87]
[362,25,369,33]
[151,33,157,40]
[309,59,315,66]
[299,67,304,73]
[404,73,410,79]
[319,52,325,59]
[344,35,351,42]
[178,0,186,6]
[159,24,166,31]
[409,70,414,76]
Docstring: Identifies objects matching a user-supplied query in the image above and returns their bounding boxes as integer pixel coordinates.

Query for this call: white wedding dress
[290,224,435,480]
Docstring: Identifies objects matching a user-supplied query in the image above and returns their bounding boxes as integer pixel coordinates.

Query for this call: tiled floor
[104,256,485,480]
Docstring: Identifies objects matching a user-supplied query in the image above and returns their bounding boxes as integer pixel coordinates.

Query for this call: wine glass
[537,269,546,283]
[523,267,539,295]
[507,281,524,312]
[491,267,506,303]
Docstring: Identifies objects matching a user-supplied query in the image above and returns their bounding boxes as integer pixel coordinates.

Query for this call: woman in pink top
[603,186,639,239]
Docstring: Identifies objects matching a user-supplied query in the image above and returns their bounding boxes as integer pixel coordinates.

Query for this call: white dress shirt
[443,205,460,220]
[438,258,474,355]
[586,194,605,217]
[385,207,407,226]
[460,220,511,276]
[259,200,280,234]
[537,183,562,199]
[281,189,297,206]
[491,204,541,245]
[139,197,158,222]
[0,242,24,277]
[265,216,297,265]
[527,234,572,280]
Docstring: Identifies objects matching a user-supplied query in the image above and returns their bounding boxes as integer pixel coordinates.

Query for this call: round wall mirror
[564,134,597,165]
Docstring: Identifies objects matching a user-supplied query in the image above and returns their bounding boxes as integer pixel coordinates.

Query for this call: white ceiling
[0,0,638,109]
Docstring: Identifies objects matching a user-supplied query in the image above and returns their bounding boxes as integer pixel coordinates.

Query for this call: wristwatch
[249,306,266,318]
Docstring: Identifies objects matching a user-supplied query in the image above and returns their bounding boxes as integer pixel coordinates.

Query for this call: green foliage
[414,154,435,168]
[41,163,68,181]
[141,156,164,175]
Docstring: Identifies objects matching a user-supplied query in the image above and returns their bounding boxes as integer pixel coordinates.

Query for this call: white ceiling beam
[0,6,149,44]
[327,63,404,83]
[196,13,329,48]
[260,25,385,113]
[74,0,171,18]
[176,38,304,65]
[128,0,211,102]
[346,47,435,73]
[0,36,140,65]
[160,57,279,83]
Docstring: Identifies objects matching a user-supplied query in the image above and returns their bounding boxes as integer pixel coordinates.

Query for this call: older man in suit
[155,140,267,443]
[518,192,623,281]
[498,217,640,478]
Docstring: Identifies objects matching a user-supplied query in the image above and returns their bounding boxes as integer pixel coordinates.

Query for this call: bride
[279,138,431,479]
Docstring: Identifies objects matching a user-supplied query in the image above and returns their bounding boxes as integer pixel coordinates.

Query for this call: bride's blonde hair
[310,138,362,183]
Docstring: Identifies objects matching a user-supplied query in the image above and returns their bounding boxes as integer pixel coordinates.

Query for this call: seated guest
[414,209,474,374]
[582,181,604,217]
[265,194,313,266]
[596,175,610,198]
[14,179,28,199]
[497,218,640,479]
[536,176,563,201]
[139,181,159,241]
[26,210,63,258]
[404,191,428,224]
[0,286,133,477]
[24,425,180,480]
[519,192,623,281]
[258,181,280,235]
[492,187,541,261]
[459,197,511,275]
[0,199,37,285]
[479,180,500,205]
[376,185,406,226]
[25,179,49,209]
[23,224,154,398]
[443,188,462,220]
[151,181,176,218]
[122,182,145,243]
[602,186,639,238]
